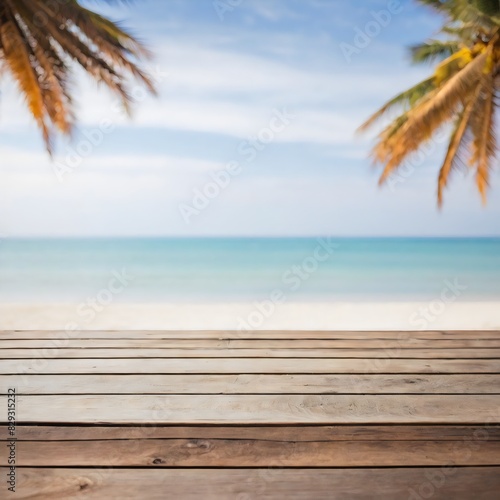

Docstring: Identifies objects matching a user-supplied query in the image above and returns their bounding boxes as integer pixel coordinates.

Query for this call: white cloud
[1,36,429,147]
[0,148,224,175]
[1,0,499,238]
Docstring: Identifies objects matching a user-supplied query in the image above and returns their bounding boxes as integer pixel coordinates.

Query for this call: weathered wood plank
[3,439,500,467]
[3,348,499,359]
[4,358,500,374]
[13,394,500,424]
[3,424,499,442]
[3,338,500,348]
[2,329,499,499]
[2,330,500,340]
[2,374,499,395]
[4,467,500,500]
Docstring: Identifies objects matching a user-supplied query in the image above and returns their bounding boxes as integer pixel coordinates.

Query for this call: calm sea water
[0,238,499,302]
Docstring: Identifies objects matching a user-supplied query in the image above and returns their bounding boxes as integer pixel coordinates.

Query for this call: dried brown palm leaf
[0,0,155,153]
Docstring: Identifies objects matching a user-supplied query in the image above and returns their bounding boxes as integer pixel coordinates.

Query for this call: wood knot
[187,439,212,450]
[152,458,165,465]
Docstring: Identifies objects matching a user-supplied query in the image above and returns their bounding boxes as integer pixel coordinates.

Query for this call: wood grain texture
[2,374,500,394]
[2,330,500,498]
[4,439,500,467]
[3,347,500,358]
[3,338,500,348]
[4,468,500,500]
[4,424,500,441]
[6,357,500,374]
[14,394,500,424]
[2,330,500,339]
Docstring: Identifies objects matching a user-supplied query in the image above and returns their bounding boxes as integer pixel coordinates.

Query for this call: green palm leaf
[360,0,500,205]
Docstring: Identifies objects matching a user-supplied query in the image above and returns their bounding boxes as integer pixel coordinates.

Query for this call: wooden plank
[4,424,500,442]
[3,348,500,359]
[4,357,500,374]
[3,329,498,498]
[4,439,500,467]
[13,394,500,424]
[2,374,500,395]
[3,338,500,348]
[4,467,500,499]
[2,330,500,340]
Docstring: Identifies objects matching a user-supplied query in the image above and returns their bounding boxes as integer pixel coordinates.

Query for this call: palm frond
[357,78,434,133]
[0,0,156,151]
[376,50,489,180]
[474,0,500,18]
[469,73,497,203]
[361,0,500,204]
[0,2,50,149]
[410,40,462,65]
[437,93,478,206]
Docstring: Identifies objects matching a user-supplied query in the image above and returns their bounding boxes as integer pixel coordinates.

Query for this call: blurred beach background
[1,237,499,330]
[1,1,500,331]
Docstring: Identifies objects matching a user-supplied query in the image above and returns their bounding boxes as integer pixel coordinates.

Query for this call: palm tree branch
[357,77,435,133]
[30,0,156,93]
[437,91,479,206]
[1,0,50,149]
[410,39,463,65]
[376,48,490,179]
[31,10,133,110]
[11,0,74,134]
[470,73,497,203]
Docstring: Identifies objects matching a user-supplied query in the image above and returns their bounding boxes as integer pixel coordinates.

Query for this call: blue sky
[0,0,499,237]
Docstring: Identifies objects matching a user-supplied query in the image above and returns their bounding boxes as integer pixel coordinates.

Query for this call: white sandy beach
[1,302,499,331]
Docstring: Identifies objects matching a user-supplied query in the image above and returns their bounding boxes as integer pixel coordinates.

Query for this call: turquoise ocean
[0,238,499,302]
